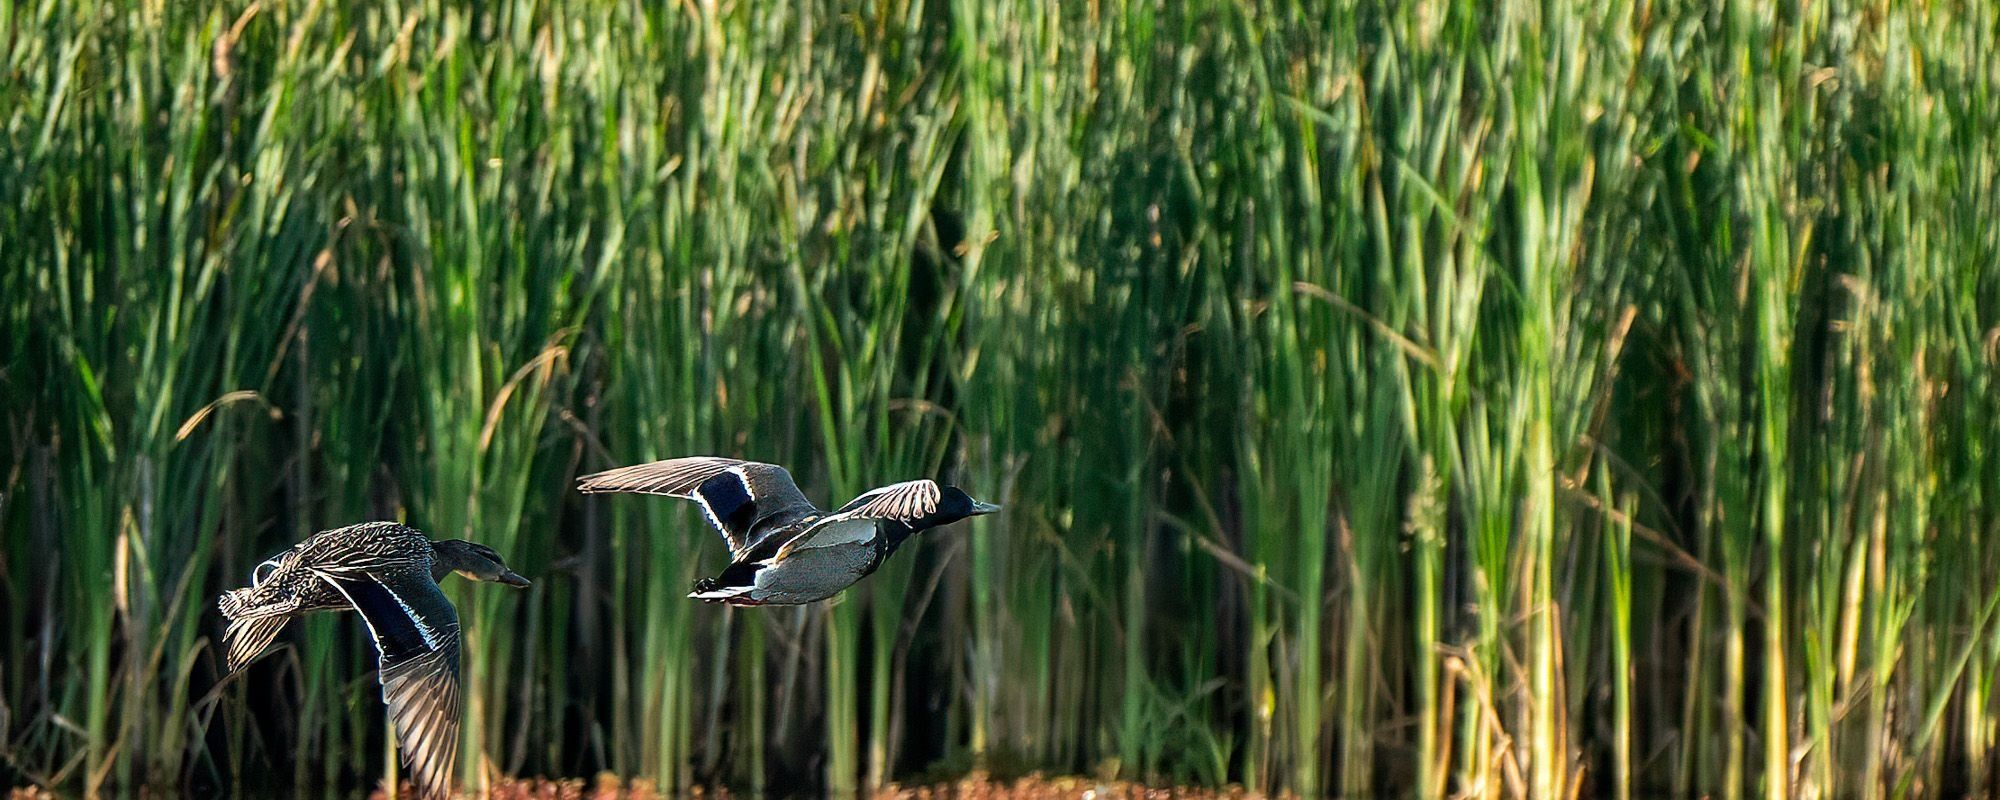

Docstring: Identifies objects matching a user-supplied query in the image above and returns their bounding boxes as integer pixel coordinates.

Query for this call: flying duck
[217,521,530,800]
[577,456,999,605]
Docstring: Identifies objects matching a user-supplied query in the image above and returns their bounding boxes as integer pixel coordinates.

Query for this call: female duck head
[431,540,532,587]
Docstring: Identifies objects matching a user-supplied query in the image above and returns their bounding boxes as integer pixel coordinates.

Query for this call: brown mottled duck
[218,521,529,799]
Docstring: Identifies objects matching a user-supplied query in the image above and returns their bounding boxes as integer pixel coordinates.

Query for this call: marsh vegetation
[2,0,1998,797]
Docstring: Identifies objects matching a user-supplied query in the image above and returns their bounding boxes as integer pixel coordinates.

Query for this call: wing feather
[318,568,463,800]
[834,480,943,523]
[578,457,818,555]
[222,613,291,672]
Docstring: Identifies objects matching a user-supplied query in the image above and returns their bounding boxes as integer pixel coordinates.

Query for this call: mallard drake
[217,521,530,800]
[577,456,999,605]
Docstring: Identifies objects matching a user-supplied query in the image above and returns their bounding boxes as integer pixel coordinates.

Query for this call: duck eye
[251,559,281,586]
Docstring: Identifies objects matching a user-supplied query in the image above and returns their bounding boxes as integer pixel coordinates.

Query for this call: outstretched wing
[833,479,942,523]
[317,566,462,800]
[577,457,818,556]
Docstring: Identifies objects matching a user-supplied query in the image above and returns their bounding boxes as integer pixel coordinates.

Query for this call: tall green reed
[5,1,2000,798]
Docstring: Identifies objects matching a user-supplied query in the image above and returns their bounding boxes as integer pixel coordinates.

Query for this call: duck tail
[217,587,254,619]
[218,587,298,671]
[222,614,290,672]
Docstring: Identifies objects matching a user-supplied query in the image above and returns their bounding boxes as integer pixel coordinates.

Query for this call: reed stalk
[4,1,1998,797]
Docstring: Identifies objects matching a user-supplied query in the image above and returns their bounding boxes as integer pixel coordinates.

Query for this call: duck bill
[969,500,1002,516]
[497,569,532,588]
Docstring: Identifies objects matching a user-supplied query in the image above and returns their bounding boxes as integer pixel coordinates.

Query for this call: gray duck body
[699,514,890,604]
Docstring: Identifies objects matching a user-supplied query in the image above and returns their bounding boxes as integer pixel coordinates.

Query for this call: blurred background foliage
[2,0,1998,797]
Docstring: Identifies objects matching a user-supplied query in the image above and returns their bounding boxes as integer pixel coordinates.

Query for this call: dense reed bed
[3,0,1997,796]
